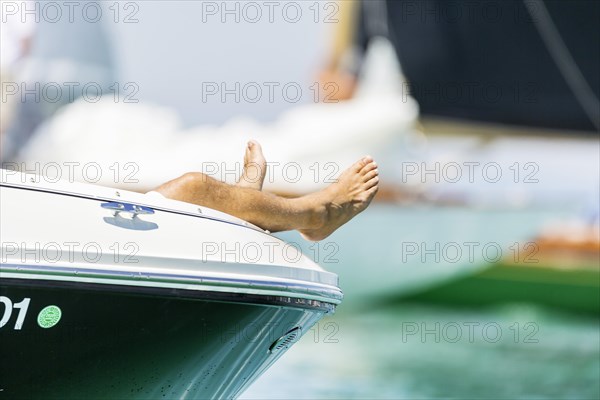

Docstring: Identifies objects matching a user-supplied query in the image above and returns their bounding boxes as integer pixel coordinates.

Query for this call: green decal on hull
[37,305,62,328]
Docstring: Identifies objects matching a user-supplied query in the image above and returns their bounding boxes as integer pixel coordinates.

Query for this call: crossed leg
[153,141,379,241]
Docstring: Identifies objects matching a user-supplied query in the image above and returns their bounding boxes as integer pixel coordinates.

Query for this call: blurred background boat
[394,215,600,314]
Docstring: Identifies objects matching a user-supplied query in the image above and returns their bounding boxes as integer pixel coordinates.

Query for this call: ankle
[293,195,327,230]
[306,196,329,230]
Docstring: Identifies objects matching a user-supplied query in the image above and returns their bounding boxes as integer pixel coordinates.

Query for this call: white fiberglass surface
[0,169,257,231]
[0,172,340,299]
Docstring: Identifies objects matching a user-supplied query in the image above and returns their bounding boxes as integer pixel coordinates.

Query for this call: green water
[242,303,599,399]
[240,204,599,399]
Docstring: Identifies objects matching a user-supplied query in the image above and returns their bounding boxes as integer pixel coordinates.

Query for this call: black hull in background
[358,0,600,132]
[0,280,329,399]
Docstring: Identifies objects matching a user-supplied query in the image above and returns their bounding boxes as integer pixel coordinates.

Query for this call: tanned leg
[155,172,322,232]
[153,156,379,240]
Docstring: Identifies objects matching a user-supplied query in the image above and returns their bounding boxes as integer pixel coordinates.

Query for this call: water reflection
[242,303,599,399]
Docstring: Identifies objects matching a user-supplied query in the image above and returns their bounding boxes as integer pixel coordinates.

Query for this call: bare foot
[299,156,379,241]
[237,140,267,190]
